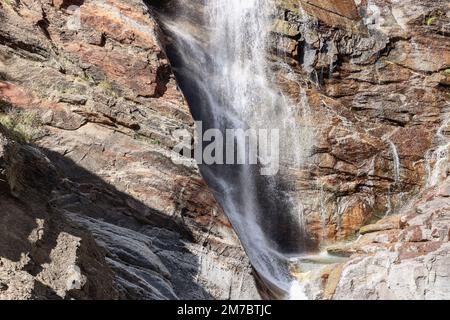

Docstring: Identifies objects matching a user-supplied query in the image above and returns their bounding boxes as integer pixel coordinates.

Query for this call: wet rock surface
[275,0,450,243]
[0,0,449,300]
[332,178,450,300]
[272,0,450,300]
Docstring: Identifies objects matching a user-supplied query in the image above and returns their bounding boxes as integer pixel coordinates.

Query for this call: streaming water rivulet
[158,0,314,298]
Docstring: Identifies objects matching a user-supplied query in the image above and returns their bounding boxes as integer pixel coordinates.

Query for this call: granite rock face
[0,0,258,300]
[299,0,361,28]
[0,133,119,299]
[0,0,449,300]
[274,0,450,299]
[274,0,450,243]
[300,177,450,300]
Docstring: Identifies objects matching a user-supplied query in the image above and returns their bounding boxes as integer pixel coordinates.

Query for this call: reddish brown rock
[0,0,258,300]
[292,178,449,299]
[360,215,402,235]
[299,0,360,28]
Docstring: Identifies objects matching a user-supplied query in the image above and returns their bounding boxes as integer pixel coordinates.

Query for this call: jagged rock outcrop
[272,0,450,300]
[0,132,119,299]
[0,0,258,299]
[274,0,450,243]
[298,0,361,28]
[299,177,450,300]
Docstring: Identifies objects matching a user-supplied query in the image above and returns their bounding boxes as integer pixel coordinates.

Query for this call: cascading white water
[388,140,401,184]
[206,0,311,167]
[159,0,314,298]
[426,115,450,188]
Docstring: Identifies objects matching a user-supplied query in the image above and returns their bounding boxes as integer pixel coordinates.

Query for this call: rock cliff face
[0,0,449,300]
[273,0,450,299]
[0,0,258,299]
[301,177,450,299]
[274,0,450,243]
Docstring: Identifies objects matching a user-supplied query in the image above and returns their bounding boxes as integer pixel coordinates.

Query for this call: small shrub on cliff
[1,0,14,7]
[426,16,438,26]
[0,107,43,143]
[133,133,162,146]
[97,81,118,97]
[425,10,445,26]
[98,81,113,91]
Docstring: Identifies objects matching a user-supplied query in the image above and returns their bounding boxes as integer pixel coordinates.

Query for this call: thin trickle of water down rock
[159,0,315,298]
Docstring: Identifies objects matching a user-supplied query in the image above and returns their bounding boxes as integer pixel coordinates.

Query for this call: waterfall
[158,0,314,298]
[205,0,310,167]
[426,115,450,188]
[388,140,401,184]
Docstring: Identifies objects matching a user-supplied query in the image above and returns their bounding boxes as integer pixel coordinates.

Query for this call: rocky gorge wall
[0,0,258,299]
[0,0,449,300]
[274,0,450,244]
[272,0,450,299]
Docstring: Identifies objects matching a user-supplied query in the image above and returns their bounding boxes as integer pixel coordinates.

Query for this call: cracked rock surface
[0,0,258,300]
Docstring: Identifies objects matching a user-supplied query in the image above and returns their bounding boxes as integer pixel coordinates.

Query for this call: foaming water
[158,0,314,296]
[288,281,308,300]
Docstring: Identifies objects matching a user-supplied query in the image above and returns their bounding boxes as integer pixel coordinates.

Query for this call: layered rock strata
[0,0,258,300]
[300,177,450,300]
[274,0,450,243]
